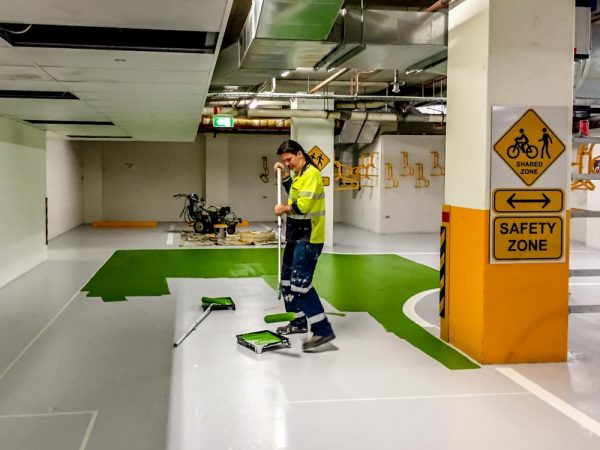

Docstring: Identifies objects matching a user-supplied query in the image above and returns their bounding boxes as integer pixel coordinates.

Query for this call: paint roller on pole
[264,311,346,324]
[173,297,236,347]
[277,167,282,300]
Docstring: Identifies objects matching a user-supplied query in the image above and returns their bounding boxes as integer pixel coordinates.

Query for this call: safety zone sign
[308,146,330,171]
[493,216,563,260]
[493,109,565,186]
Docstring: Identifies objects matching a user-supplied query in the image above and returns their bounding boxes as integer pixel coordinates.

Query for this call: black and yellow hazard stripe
[45,197,48,245]
[439,224,446,318]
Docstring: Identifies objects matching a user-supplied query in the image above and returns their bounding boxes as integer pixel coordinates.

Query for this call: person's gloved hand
[273,162,289,178]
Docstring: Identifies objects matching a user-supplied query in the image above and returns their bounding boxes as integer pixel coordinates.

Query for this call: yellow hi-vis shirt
[286,163,326,244]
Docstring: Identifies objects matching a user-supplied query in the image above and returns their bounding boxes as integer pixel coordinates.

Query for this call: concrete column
[443,0,574,363]
[205,134,229,205]
[291,117,335,249]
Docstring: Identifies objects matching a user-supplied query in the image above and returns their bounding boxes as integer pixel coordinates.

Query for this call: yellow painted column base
[441,205,569,364]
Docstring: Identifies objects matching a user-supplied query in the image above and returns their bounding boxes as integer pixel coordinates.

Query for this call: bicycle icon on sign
[506,128,538,159]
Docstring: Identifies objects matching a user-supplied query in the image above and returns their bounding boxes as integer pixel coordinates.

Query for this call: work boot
[276,321,308,335]
[302,333,336,351]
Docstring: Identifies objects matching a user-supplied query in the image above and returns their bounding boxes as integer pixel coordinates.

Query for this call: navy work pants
[280,241,333,336]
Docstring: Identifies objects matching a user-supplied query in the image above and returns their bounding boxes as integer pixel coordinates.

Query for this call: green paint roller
[174,297,236,347]
[264,311,346,324]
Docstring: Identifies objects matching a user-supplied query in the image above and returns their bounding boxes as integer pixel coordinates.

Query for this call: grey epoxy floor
[0,222,599,449]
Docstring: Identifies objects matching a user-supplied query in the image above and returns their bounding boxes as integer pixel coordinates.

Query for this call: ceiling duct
[575,23,600,99]
[213,0,343,85]
[336,120,380,144]
[322,7,447,71]
[213,2,448,88]
[238,0,342,70]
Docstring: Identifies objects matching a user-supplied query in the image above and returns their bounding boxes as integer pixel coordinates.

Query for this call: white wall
[0,117,46,288]
[338,135,445,233]
[205,134,229,206]
[380,135,445,233]
[226,134,288,222]
[338,140,382,232]
[82,148,103,223]
[46,139,83,239]
[81,137,205,222]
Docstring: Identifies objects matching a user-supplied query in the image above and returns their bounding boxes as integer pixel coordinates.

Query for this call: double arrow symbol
[507,193,551,209]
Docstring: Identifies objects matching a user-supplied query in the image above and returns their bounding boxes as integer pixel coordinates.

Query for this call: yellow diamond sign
[308,146,330,171]
[493,109,565,186]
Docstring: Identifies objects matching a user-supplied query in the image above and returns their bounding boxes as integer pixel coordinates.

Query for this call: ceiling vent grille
[0,90,79,99]
[0,23,217,54]
[68,135,132,139]
[26,120,114,125]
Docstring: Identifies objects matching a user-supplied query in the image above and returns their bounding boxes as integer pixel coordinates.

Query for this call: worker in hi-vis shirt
[273,139,335,351]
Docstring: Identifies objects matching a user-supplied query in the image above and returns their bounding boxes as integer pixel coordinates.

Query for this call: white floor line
[497,367,600,438]
[327,251,416,255]
[0,410,97,419]
[570,282,600,286]
[0,409,98,449]
[79,410,98,450]
[397,252,439,255]
[288,391,530,405]
[402,288,440,329]
[0,258,108,384]
[0,289,82,382]
[166,223,175,245]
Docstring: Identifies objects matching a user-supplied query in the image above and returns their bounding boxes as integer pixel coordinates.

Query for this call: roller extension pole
[277,168,282,300]
[265,311,346,323]
[173,303,214,347]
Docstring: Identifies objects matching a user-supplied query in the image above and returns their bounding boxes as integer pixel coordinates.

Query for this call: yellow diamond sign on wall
[493,109,565,186]
[308,146,330,171]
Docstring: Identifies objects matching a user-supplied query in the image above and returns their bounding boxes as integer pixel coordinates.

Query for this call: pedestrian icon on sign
[311,153,324,169]
[307,145,330,172]
[538,128,552,159]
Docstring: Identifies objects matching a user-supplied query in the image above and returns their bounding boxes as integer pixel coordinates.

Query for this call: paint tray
[201,296,236,310]
[236,330,291,354]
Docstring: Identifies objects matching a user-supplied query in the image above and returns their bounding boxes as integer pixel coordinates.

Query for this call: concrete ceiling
[0,0,233,141]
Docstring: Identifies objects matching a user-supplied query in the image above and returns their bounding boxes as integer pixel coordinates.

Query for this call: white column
[205,134,229,205]
[291,117,335,249]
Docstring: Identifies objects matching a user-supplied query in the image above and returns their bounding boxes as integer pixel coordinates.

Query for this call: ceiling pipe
[308,68,350,94]
[201,107,445,123]
[207,92,445,103]
[425,0,450,13]
[246,108,445,122]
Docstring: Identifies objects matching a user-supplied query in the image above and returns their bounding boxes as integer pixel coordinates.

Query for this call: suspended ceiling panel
[0,0,233,141]
[42,67,210,84]
[0,65,54,81]
[0,98,108,120]
[3,0,227,31]
[40,124,128,136]
[18,48,216,71]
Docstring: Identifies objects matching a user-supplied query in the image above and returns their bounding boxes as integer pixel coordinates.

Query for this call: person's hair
[276,139,317,167]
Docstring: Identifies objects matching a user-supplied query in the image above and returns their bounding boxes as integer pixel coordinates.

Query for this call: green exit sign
[213,115,234,128]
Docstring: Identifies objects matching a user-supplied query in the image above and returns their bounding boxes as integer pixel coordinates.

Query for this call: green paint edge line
[82,248,479,370]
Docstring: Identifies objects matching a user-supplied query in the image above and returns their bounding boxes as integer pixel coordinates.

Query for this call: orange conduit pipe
[425,0,450,13]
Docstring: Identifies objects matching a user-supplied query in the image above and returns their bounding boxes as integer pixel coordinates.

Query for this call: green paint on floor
[82,248,479,370]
